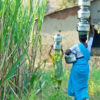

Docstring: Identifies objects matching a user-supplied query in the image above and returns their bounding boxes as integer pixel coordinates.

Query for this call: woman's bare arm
[90,25,95,37]
[48,45,53,56]
[60,45,64,56]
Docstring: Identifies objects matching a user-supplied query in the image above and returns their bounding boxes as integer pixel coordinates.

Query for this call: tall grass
[0,0,100,100]
[0,0,47,99]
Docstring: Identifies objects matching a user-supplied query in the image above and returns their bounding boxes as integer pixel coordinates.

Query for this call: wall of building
[40,2,100,68]
[41,6,79,34]
[91,0,100,25]
[40,6,80,68]
[41,6,80,48]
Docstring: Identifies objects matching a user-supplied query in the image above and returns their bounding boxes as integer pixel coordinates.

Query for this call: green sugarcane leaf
[30,72,37,87]
[8,80,21,91]
[4,50,26,82]
[0,79,2,88]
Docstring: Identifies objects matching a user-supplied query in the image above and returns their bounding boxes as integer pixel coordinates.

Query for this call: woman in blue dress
[65,33,94,100]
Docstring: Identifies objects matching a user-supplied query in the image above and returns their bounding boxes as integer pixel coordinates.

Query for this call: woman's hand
[65,49,71,55]
[51,45,53,49]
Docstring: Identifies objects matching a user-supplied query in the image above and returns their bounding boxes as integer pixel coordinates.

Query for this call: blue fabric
[68,43,90,100]
[78,43,90,61]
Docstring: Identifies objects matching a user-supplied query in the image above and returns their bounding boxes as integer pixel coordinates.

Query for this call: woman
[65,32,94,100]
[48,45,64,89]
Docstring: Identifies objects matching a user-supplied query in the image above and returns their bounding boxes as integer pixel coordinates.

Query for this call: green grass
[89,67,100,100]
[6,67,100,100]
[24,67,100,100]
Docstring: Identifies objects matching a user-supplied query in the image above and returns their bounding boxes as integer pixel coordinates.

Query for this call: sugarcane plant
[0,0,47,99]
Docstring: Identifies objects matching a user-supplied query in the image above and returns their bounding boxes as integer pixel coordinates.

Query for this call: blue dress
[68,43,90,100]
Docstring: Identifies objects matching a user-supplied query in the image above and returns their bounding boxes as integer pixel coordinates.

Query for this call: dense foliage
[0,0,100,100]
[0,0,47,99]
